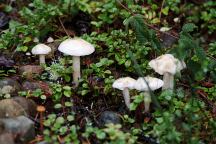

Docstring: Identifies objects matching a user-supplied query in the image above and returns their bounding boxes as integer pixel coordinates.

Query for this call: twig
[159,0,165,21]
[58,17,71,38]
[117,0,135,15]
[117,0,179,39]
[196,89,216,111]
[29,136,43,144]
[207,54,216,61]
[57,136,63,144]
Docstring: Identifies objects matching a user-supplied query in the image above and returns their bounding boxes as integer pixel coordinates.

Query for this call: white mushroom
[58,38,95,87]
[148,54,186,91]
[47,37,54,43]
[112,77,136,109]
[31,44,51,64]
[134,76,164,112]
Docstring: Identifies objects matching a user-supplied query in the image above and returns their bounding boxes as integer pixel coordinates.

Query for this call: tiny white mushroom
[31,44,51,64]
[134,76,164,112]
[33,37,39,43]
[148,54,186,91]
[112,77,136,109]
[47,37,54,43]
[58,38,95,87]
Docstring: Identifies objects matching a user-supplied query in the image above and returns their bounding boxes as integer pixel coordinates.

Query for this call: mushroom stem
[39,111,44,132]
[162,73,174,91]
[73,56,81,87]
[39,54,46,64]
[144,92,151,112]
[122,88,130,109]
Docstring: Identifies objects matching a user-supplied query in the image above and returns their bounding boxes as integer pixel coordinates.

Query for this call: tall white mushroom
[58,38,95,87]
[148,54,186,91]
[31,44,51,64]
[112,77,136,109]
[134,76,164,112]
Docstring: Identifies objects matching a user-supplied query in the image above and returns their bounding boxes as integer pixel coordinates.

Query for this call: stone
[0,12,10,29]
[98,111,121,127]
[36,141,50,144]
[160,33,177,48]
[0,99,27,118]
[0,56,14,67]
[22,81,40,91]
[18,65,44,79]
[0,78,21,97]
[12,97,37,117]
[22,81,52,97]
[0,116,35,143]
[0,133,14,144]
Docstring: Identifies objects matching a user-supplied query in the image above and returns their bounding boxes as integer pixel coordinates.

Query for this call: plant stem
[73,56,80,87]
[163,72,174,91]
[122,88,130,109]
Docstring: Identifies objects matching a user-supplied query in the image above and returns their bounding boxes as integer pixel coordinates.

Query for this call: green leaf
[81,90,89,96]
[64,75,71,82]
[129,103,137,111]
[16,46,28,52]
[40,95,47,100]
[59,126,68,135]
[182,23,197,33]
[65,101,73,107]
[23,37,32,43]
[162,7,169,15]
[54,103,62,109]
[48,114,56,119]
[64,90,71,97]
[63,86,71,90]
[156,117,163,123]
[56,117,65,124]
[104,70,111,74]
[67,115,74,122]
[44,119,51,126]
[125,60,131,67]
[96,131,106,139]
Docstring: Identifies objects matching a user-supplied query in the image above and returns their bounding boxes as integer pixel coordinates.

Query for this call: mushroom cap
[31,44,51,55]
[58,38,95,56]
[148,54,186,75]
[112,77,136,90]
[36,105,45,112]
[134,76,164,91]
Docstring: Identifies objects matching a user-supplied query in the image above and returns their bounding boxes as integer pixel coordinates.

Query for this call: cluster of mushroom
[112,76,164,112]
[31,38,95,87]
[112,54,186,112]
[31,37,186,112]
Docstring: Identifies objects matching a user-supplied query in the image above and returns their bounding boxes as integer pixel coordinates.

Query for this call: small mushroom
[134,76,164,112]
[58,38,95,87]
[148,54,186,91]
[37,105,46,133]
[31,44,51,64]
[112,77,136,109]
